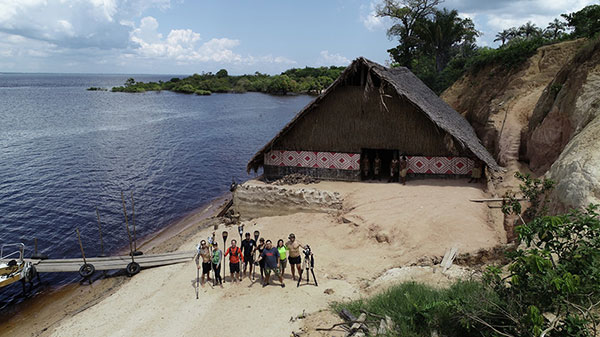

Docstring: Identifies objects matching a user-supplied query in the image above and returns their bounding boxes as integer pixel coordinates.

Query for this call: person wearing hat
[285,233,305,281]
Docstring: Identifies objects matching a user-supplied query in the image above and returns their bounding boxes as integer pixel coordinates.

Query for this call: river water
[0,73,312,306]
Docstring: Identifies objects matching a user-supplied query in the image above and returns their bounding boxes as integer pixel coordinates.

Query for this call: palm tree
[494,30,510,46]
[545,18,566,40]
[507,27,521,40]
[519,21,542,39]
[415,8,479,73]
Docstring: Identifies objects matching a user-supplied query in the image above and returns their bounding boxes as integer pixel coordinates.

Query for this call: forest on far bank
[110,66,346,96]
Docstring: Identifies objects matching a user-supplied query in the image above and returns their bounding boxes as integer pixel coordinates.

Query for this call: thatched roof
[247,57,500,172]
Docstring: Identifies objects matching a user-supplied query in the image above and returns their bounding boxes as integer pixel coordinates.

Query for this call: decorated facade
[247,58,499,181]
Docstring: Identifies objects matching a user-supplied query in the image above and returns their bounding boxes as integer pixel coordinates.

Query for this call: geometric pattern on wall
[265,150,361,170]
[407,156,474,175]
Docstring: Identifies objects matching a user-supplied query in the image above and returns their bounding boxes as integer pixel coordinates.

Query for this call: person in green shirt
[277,239,288,278]
[211,242,223,285]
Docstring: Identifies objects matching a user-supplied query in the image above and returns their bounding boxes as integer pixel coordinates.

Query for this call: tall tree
[415,8,479,72]
[519,21,542,39]
[545,18,566,40]
[562,4,600,38]
[494,29,510,46]
[377,0,442,68]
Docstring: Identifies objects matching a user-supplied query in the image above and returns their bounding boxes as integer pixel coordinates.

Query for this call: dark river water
[0,73,312,306]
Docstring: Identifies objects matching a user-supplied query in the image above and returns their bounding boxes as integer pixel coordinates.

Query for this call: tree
[519,21,542,39]
[562,4,600,38]
[377,0,442,68]
[545,18,566,40]
[494,30,511,46]
[267,75,297,95]
[124,78,135,87]
[415,8,479,72]
[216,69,228,78]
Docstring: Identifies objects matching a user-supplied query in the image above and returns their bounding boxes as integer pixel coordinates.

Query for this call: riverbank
[3,178,505,336]
[0,195,230,337]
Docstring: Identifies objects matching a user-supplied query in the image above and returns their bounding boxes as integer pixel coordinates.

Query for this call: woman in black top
[255,237,266,282]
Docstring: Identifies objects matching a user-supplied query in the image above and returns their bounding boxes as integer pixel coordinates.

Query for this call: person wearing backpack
[225,239,243,282]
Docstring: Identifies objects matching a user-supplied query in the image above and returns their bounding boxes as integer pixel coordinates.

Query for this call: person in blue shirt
[257,240,285,288]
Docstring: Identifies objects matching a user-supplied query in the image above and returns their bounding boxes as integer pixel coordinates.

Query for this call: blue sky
[0,0,595,75]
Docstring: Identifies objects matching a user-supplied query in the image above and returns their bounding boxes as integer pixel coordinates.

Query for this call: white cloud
[318,50,350,66]
[129,16,296,67]
[0,0,171,49]
[360,1,387,31]
[129,16,243,63]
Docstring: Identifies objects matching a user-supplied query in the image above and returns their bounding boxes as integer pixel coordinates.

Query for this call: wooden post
[95,207,105,257]
[130,191,137,252]
[76,228,87,265]
[121,191,135,264]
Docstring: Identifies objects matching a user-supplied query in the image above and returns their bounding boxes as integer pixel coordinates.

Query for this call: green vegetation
[336,173,600,336]
[86,87,107,91]
[378,2,600,93]
[111,66,345,96]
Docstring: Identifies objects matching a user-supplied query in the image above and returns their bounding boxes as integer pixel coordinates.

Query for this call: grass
[332,281,496,337]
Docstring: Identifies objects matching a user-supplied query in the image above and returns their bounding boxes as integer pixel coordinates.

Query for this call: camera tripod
[297,252,318,287]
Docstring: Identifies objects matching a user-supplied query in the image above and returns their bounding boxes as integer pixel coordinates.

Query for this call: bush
[468,37,549,73]
[194,90,211,95]
[334,281,495,337]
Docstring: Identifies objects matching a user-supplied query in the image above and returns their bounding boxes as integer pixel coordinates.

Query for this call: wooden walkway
[0,251,195,273]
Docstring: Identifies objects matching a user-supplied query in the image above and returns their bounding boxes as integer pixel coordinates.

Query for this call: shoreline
[0,193,231,337]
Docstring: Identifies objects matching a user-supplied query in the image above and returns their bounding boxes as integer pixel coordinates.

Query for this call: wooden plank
[441,247,458,272]
[30,251,195,273]
[217,199,233,217]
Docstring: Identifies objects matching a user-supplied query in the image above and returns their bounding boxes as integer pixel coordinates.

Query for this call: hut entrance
[361,148,398,181]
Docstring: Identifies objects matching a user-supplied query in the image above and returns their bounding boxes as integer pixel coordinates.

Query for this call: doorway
[361,148,399,181]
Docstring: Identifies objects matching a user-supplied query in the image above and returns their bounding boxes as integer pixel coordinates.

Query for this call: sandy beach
[1,179,505,336]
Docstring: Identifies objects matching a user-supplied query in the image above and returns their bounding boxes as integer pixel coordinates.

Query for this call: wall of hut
[271,83,467,156]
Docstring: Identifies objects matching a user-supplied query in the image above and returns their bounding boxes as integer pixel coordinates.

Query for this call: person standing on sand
[469,159,484,184]
[399,155,408,185]
[225,239,243,282]
[276,239,288,278]
[389,154,399,183]
[258,240,284,288]
[361,154,370,180]
[285,233,305,281]
[211,242,223,285]
[193,240,212,286]
[255,237,266,281]
[374,153,381,181]
[241,232,256,280]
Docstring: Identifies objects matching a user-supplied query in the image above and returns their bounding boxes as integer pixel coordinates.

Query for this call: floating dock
[1,251,194,273]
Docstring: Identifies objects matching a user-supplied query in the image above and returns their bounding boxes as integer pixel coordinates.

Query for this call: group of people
[194,232,307,288]
[362,153,408,185]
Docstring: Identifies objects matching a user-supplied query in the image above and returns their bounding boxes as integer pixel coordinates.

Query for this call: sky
[0,0,596,75]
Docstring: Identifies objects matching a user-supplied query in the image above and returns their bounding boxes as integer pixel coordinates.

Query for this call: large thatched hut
[247,57,499,181]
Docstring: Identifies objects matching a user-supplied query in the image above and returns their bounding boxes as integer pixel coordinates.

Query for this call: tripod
[297,252,318,287]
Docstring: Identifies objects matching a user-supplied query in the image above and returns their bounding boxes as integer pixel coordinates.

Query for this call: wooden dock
[1,251,195,273]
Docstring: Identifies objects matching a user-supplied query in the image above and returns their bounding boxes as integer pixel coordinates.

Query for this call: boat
[0,243,36,289]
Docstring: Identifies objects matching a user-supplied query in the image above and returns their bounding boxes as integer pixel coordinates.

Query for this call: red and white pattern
[265,151,360,170]
[407,156,473,175]
[265,151,474,175]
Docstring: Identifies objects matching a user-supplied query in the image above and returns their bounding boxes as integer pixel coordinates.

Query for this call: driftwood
[315,320,379,331]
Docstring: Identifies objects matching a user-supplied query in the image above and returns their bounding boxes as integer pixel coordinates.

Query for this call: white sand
[47,179,504,337]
